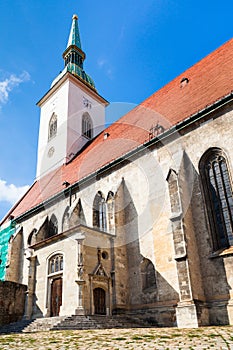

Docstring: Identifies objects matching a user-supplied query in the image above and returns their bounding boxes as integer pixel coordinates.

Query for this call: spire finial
[66,14,82,49]
[61,15,96,91]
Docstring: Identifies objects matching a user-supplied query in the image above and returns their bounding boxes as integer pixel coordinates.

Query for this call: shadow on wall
[113,178,179,326]
[27,199,87,247]
[183,151,231,325]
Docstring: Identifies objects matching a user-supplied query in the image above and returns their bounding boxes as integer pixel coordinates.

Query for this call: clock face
[83,96,92,109]
[48,146,55,158]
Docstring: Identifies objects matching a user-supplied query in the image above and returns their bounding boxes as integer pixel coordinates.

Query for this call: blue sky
[0,0,232,221]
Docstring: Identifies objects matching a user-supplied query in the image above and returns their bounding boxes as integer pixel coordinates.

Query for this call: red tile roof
[3,38,233,222]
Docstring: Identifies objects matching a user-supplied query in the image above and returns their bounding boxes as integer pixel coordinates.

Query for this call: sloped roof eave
[12,90,233,224]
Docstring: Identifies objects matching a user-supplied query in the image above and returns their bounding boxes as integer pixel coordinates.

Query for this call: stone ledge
[209,246,233,259]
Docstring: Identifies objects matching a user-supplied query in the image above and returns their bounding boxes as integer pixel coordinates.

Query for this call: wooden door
[51,278,62,316]
[94,288,106,315]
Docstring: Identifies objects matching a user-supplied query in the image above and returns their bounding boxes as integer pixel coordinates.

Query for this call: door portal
[93,288,106,315]
[51,278,62,316]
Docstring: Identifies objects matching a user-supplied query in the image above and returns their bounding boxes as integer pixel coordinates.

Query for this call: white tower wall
[36,81,69,178]
[36,76,106,179]
[67,80,106,160]
[36,15,107,179]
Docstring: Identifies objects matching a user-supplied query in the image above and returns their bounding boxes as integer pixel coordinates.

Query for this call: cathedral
[0,15,233,328]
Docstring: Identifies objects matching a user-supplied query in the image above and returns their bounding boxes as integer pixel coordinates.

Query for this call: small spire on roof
[73,14,78,20]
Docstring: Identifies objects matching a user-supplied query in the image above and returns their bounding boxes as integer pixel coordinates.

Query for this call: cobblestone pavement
[0,326,233,349]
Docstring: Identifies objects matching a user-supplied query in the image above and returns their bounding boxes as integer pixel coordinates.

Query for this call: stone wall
[0,281,27,326]
[9,102,233,327]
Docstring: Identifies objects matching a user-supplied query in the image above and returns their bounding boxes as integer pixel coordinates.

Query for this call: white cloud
[97,59,107,68]
[97,59,114,79]
[106,68,113,79]
[0,179,29,205]
[0,71,30,105]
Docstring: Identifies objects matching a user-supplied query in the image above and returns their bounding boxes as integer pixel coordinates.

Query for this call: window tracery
[48,113,57,141]
[199,148,233,250]
[82,112,93,139]
[48,254,63,275]
[93,192,107,231]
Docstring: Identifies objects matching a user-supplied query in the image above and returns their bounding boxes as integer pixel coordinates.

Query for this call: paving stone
[0,325,233,349]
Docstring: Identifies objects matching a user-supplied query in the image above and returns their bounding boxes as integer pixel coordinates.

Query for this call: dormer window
[48,113,57,141]
[82,112,93,139]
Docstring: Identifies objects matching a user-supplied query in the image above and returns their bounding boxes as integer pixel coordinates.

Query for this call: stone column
[75,238,85,315]
[167,168,199,328]
[89,276,93,315]
[110,237,116,308]
[107,276,112,316]
[113,178,130,310]
[24,255,37,320]
[45,279,53,317]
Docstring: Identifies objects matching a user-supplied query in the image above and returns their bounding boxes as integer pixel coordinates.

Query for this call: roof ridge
[3,37,233,222]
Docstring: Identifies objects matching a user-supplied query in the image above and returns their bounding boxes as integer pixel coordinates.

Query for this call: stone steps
[0,319,32,334]
[23,316,67,332]
[0,314,150,334]
[52,315,149,330]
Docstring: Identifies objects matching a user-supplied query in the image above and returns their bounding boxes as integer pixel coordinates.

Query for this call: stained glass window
[200,149,233,250]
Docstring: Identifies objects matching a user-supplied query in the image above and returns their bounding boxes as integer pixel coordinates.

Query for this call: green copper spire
[61,14,96,90]
[67,14,82,50]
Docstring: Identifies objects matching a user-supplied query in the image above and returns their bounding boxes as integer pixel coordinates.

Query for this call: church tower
[36,15,108,178]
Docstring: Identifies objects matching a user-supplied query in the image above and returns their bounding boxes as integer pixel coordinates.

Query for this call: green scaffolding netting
[0,222,15,281]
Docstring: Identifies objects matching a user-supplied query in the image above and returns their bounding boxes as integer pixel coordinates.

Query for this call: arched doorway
[93,288,106,315]
[47,254,63,317]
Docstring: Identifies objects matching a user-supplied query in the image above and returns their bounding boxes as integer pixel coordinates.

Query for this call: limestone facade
[5,100,233,327]
[2,16,233,329]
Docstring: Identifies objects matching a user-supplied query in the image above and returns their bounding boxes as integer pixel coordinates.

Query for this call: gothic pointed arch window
[106,191,115,233]
[199,148,233,250]
[48,214,58,238]
[93,191,107,231]
[141,258,156,292]
[82,112,93,139]
[48,113,57,141]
